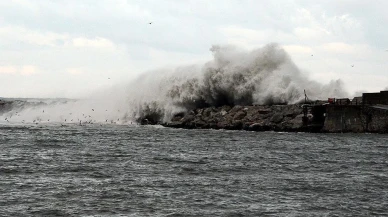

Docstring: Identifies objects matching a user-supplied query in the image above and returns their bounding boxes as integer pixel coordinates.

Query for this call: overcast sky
[1,0,387,98]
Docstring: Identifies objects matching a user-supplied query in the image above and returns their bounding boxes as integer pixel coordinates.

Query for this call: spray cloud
[127,43,347,122]
[1,43,348,124]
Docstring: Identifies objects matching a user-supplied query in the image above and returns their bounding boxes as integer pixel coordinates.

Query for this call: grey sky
[1,0,387,98]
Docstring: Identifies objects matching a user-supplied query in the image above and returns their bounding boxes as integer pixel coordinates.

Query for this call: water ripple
[1,125,388,216]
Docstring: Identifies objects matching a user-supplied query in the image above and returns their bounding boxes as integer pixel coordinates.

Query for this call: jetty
[158,90,388,133]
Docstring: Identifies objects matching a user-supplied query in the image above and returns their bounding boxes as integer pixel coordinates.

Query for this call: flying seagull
[149,22,152,24]
[351,64,354,67]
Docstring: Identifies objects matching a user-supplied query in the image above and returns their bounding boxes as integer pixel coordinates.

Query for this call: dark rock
[230,120,243,130]
[257,108,271,114]
[220,110,228,116]
[163,121,184,128]
[229,105,243,113]
[163,104,306,132]
[171,112,185,122]
[248,122,265,131]
[217,120,231,129]
[270,113,283,123]
[221,105,232,112]
[182,114,195,123]
[203,108,214,117]
[192,119,208,128]
[233,111,246,120]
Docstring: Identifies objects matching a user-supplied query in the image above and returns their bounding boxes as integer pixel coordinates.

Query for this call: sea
[1,123,387,216]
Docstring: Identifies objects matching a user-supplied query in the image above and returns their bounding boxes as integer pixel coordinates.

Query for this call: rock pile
[163,104,305,132]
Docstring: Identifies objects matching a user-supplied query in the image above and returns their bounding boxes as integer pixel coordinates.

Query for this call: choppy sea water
[1,124,388,216]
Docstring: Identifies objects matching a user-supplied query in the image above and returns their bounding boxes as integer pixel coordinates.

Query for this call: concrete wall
[322,105,365,133]
[323,105,388,133]
[366,108,388,133]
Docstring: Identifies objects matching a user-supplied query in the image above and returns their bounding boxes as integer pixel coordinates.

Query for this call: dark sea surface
[1,124,388,216]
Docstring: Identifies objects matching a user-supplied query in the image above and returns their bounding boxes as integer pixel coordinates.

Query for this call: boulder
[287,114,304,129]
[221,105,232,112]
[233,111,246,120]
[270,113,283,123]
[181,114,195,123]
[230,120,243,130]
[217,120,231,129]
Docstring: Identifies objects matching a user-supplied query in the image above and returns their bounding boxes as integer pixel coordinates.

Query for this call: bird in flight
[351,64,354,67]
[149,22,152,24]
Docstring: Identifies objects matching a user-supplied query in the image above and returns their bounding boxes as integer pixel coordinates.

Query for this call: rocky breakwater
[163,104,305,132]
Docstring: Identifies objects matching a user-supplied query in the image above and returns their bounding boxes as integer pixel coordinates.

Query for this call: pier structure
[304,90,388,133]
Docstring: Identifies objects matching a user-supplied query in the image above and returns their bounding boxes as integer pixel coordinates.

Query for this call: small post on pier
[302,89,309,126]
[304,89,307,104]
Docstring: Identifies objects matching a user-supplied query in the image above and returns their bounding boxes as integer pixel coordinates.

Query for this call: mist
[1,43,348,124]
[126,43,348,122]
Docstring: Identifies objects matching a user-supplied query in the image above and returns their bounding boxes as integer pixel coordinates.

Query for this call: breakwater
[158,104,388,133]
[161,104,307,132]
[2,98,387,133]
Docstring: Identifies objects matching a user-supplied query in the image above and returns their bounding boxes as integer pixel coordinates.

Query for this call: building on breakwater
[305,90,388,133]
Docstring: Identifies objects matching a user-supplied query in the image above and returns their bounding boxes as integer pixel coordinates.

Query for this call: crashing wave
[128,43,347,122]
[1,43,348,124]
